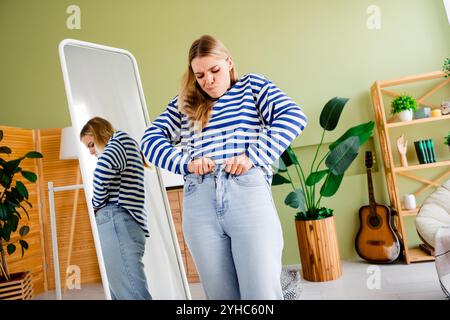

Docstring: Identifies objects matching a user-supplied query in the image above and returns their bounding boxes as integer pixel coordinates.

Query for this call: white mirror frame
[58,39,190,300]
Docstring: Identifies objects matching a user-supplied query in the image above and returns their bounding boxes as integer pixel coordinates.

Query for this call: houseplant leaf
[280,146,299,167]
[7,243,16,255]
[3,158,23,174]
[328,121,375,150]
[19,225,30,237]
[0,146,12,154]
[271,157,287,173]
[24,151,43,159]
[16,181,29,199]
[325,136,359,175]
[284,188,306,212]
[271,173,291,186]
[21,171,37,183]
[319,97,350,131]
[305,169,329,186]
[320,172,344,197]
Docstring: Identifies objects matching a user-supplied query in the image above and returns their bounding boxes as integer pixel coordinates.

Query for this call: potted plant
[445,132,450,152]
[443,57,450,77]
[0,129,43,300]
[272,97,374,282]
[391,95,417,122]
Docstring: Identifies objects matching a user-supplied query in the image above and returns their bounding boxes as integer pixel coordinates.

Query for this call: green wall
[1,0,449,263]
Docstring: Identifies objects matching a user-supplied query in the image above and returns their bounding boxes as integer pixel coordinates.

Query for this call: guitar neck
[367,168,376,208]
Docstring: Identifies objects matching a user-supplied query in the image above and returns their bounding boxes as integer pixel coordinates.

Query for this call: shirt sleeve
[92,140,126,209]
[140,97,191,175]
[245,74,308,166]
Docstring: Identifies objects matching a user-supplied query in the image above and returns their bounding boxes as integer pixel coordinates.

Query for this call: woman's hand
[188,157,215,175]
[224,153,253,175]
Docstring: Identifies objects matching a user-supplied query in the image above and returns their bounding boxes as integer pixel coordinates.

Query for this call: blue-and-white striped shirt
[93,130,149,237]
[141,73,307,183]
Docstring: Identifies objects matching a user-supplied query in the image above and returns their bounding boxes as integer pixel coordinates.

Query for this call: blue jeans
[182,165,284,300]
[95,203,152,300]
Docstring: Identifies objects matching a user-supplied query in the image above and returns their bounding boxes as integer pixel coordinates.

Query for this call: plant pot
[0,271,33,300]
[295,216,342,282]
[398,110,413,122]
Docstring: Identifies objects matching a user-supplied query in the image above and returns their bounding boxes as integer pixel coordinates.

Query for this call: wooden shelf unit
[370,70,450,264]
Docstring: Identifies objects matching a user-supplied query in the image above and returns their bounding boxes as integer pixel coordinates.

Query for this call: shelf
[386,114,450,128]
[408,246,435,263]
[394,160,450,172]
[399,208,419,216]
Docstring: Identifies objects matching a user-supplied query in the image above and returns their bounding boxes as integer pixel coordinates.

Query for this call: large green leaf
[284,188,306,212]
[0,146,12,154]
[280,146,299,167]
[24,151,43,159]
[325,136,359,175]
[3,158,23,174]
[271,173,291,186]
[271,157,287,173]
[21,171,37,183]
[320,172,344,197]
[305,169,329,186]
[319,97,350,131]
[329,121,375,150]
[16,180,29,199]
[3,223,11,241]
[7,243,16,255]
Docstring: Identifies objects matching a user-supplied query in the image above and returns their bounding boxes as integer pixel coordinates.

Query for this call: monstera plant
[272,97,374,282]
[0,129,43,283]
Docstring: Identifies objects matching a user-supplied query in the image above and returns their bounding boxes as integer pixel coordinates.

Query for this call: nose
[205,73,214,86]
[90,148,95,155]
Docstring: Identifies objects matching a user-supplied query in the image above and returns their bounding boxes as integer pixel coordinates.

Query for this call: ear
[227,56,234,71]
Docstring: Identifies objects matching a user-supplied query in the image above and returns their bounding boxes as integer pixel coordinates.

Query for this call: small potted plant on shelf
[443,57,450,77]
[391,95,417,122]
[445,132,450,152]
[272,97,374,282]
[0,129,43,300]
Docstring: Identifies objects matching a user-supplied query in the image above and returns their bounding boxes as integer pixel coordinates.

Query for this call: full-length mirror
[58,39,190,299]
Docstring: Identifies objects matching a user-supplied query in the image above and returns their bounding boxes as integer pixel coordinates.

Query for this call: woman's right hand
[187,157,215,175]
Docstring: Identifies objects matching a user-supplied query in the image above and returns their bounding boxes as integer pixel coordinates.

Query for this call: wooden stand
[295,216,342,282]
[0,271,33,300]
[370,71,450,264]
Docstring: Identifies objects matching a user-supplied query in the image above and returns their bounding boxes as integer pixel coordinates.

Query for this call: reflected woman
[141,35,307,299]
[80,117,151,300]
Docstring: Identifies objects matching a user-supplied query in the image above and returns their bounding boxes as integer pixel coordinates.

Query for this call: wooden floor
[33,260,448,300]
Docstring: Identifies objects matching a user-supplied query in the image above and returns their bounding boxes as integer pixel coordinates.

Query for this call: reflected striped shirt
[141,73,307,183]
[93,130,149,237]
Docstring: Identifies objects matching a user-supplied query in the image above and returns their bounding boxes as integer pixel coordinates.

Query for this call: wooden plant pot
[0,271,33,300]
[295,216,342,282]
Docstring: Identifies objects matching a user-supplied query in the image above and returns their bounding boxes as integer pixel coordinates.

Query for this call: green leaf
[15,180,29,199]
[271,173,291,186]
[280,146,299,167]
[320,172,344,197]
[271,157,287,173]
[305,169,329,186]
[3,158,23,174]
[325,136,359,176]
[20,205,30,220]
[0,174,11,188]
[24,151,43,159]
[21,171,37,183]
[19,239,29,250]
[0,204,7,219]
[0,146,12,154]
[284,188,306,212]
[7,243,16,255]
[9,214,19,232]
[319,97,350,131]
[3,223,11,241]
[329,121,375,150]
[19,225,30,237]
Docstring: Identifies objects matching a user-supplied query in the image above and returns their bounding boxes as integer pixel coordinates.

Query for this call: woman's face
[191,55,234,99]
[81,135,102,157]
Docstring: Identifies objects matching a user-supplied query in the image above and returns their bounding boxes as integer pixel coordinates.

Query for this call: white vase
[398,110,413,122]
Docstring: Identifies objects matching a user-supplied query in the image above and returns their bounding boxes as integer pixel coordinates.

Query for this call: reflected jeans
[95,203,152,300]
[182,165,284,300]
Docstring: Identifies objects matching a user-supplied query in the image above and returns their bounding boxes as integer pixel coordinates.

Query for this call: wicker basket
[0,271,33,300]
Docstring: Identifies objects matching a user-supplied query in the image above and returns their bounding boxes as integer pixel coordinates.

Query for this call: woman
[141,35,307,299]
[80,117,151,300]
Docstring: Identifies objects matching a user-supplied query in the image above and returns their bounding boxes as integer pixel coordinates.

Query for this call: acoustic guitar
[355,151,401,263]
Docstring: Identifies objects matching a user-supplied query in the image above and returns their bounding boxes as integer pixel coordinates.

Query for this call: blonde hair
[79,117,115,149]
[179,35,238,130]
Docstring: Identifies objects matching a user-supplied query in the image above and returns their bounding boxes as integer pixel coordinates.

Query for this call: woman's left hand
[224,153,253,175]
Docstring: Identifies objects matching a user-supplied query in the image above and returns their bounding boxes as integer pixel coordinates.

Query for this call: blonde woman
[80,117,151,300]
[141,35,307,299]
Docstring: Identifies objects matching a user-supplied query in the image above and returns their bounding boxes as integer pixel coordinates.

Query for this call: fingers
[189,157,215,175]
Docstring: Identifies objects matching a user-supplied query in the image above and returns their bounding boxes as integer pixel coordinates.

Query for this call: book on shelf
[427,139,437,162]
[414,140,426,164]
[414,139,437,164]
[421,140,431,163]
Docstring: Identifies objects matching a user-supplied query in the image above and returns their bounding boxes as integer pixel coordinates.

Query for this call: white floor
[33,260,447,300]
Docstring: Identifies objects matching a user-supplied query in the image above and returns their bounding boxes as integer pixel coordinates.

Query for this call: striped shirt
[93,130,149,237]
[141,73,307,183]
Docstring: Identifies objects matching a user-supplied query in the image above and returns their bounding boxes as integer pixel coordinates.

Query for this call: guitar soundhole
[367,214,382,229]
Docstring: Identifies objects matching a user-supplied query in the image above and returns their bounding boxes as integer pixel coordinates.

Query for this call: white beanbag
[415,179,450,248]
